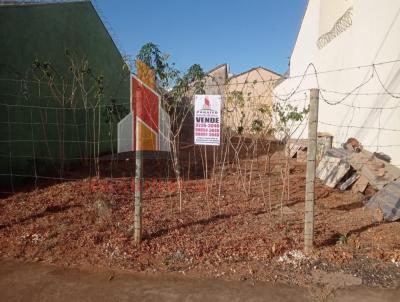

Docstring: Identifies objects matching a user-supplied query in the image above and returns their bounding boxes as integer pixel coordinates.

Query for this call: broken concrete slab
[358,165,389,190]
[317,149,351,188]
[366,180,400,222]
[326,148,349,160]
[352,175,369,194]
[347,150,400,190]
[317,132,333,162]
[339,173,360,191]
[373,151,391,163]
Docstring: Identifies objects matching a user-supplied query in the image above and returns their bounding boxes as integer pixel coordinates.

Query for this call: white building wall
[274,0,400,167]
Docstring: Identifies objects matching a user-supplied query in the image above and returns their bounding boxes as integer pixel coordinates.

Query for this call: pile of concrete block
[316,146,400,221]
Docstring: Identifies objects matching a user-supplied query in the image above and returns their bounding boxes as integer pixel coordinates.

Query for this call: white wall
[274,0,400,167]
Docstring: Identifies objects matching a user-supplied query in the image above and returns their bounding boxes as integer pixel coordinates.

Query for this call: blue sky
[93,0,308,75]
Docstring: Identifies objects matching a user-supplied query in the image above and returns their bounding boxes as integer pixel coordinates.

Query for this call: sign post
[131,73,160,245]
[194,95,221,146]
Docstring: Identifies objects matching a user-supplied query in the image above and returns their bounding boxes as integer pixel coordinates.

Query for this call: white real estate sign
[194,95,221,146]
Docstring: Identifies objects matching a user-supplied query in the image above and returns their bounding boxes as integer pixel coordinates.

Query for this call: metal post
[304,89,319,254]
[134,150,143,244]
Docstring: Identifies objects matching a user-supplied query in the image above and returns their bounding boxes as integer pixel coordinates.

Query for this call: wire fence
[1,59,400,266]
[1,59,400,186]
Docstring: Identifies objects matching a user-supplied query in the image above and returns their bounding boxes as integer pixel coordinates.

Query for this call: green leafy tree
[136,42,179,91]
[272,102,309,141]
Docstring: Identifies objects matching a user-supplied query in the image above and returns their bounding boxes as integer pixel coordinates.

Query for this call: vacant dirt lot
[1,153,400,292]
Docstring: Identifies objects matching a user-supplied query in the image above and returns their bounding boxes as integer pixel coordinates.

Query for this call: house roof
[205,63,228,76]
[228,66,282,81]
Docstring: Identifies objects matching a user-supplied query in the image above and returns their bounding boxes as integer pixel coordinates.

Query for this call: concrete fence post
[304,89,319,254]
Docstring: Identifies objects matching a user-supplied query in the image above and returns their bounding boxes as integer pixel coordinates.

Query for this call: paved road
[0,260,399,302]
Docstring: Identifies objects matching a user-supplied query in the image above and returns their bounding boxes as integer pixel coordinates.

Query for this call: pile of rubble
[316,138,400,222]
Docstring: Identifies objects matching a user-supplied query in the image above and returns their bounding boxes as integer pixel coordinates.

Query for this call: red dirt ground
[1,153,400,289]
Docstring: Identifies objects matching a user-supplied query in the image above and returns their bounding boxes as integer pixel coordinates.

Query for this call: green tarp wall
[0,1,130,190]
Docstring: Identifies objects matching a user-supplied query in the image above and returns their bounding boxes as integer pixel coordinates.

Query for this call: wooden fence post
[304,89,319,254]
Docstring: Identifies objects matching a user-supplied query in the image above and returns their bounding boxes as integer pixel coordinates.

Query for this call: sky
[93,0,308,76]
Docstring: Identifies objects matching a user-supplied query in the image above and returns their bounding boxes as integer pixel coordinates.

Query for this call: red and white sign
[194,95,221,146]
